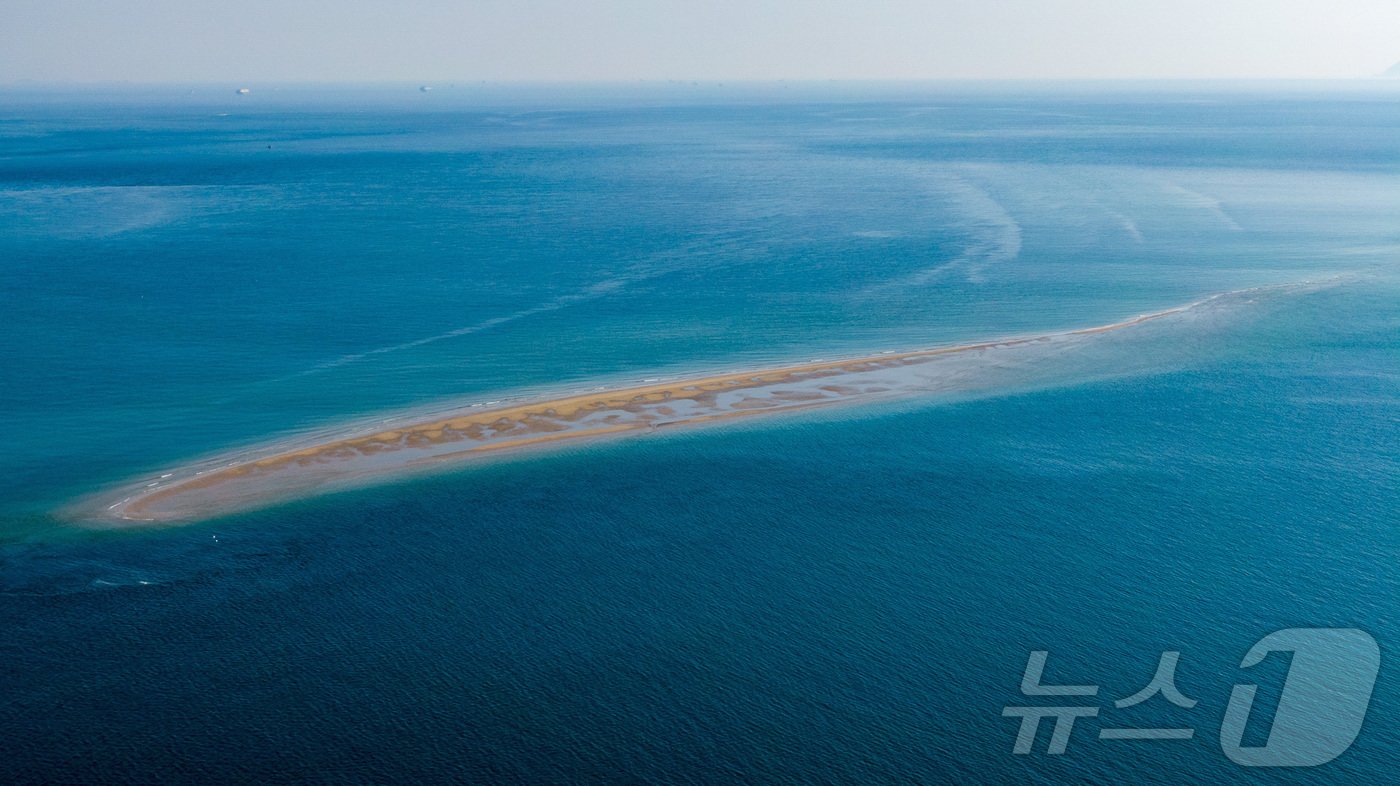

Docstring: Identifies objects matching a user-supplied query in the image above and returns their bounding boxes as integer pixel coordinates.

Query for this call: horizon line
[4,75,1398,88]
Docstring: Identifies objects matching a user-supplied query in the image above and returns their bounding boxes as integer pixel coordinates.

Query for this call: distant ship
[236,87,250,95]
[419,85,433,92]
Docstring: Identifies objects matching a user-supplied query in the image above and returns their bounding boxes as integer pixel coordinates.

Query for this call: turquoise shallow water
[1,84,1398,782]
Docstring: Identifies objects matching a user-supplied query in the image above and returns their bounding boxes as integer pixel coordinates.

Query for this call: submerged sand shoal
[79,306,1188,525]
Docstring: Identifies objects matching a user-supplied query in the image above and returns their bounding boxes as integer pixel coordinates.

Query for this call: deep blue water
[2,83,1398,783]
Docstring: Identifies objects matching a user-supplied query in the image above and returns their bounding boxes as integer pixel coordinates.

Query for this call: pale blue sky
[3,0,1398,83]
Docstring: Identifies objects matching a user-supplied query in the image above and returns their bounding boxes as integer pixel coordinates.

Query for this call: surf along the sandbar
[77,300,1214,526]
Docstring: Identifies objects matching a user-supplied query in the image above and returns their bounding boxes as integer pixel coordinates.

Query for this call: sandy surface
[78,306,1187,525]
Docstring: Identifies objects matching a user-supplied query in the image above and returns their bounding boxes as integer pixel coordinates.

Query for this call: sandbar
[76,305,1190,525]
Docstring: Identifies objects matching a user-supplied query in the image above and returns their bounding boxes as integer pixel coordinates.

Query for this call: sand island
[77,305,1196,525]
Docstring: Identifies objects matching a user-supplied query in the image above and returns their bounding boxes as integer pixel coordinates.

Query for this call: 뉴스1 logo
[1002,628,1380,767]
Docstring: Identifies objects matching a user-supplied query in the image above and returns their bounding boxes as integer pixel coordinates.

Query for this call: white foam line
[82,278,1351,525]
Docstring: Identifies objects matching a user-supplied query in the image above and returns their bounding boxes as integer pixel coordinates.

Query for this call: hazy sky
[4,0,1398,83]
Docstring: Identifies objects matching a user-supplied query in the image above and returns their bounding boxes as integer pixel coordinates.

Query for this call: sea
[1,82,1397,783]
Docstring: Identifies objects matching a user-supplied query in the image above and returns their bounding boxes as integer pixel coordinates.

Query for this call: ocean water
[1,83,1398,783]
